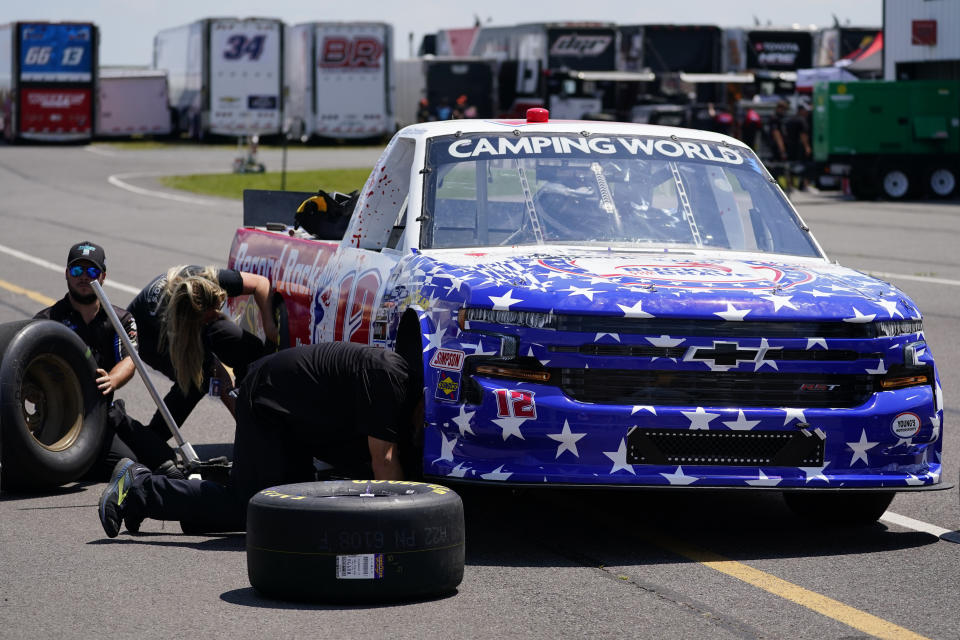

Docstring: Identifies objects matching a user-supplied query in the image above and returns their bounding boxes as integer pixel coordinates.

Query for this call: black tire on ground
[879,167,912,200]
[247,480,465,603]
[926,166,957,199]
[0,319,107,489]
[848,170,878,200]
[782,491,894,526]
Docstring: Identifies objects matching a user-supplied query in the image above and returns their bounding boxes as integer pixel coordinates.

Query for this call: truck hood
[417,248,921,322]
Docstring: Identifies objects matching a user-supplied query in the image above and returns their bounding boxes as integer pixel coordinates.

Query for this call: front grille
[554,316,874,338]
[626,427,825,466]
[551,344,687,359]
[558,369,874,408]
[551,345,881,362]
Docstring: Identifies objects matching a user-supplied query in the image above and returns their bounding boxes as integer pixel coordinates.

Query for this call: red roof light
[527,108,549,123]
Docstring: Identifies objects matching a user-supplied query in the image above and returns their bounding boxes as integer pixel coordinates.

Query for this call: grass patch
[159,168,373,199]
[92,137,385,152]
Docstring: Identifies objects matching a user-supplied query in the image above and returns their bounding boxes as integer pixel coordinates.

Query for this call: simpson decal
[430,348,465,371]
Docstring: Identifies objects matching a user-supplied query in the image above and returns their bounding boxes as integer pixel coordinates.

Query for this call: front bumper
[422,377,944,490]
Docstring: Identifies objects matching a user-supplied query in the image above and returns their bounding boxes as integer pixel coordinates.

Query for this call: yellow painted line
[0,278,55,307]
[651,534,930,640]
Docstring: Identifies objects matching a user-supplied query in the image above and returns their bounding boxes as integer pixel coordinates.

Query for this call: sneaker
[124,460,184,534]
[123,512,145,536]
[98,458,148,538]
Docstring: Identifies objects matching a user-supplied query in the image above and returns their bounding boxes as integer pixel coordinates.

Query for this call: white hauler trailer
[153,17,282,139]
[96,67,171,137]
[285,22,393,140]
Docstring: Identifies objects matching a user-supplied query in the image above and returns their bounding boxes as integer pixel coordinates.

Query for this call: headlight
[873,319,923,337]
[879,364,933,390]
[458,307,556,330]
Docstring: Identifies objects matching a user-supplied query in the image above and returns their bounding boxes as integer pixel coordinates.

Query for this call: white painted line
[880,511,952,537]
[866,271,960,287]
[108,172,220,207]
[0,242,140,295]
[83,145,118,157]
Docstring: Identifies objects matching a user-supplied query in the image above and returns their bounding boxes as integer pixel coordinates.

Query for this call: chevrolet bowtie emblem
[684,341,782,369]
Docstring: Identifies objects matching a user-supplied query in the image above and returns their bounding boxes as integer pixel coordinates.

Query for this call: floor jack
[92,281,232,483]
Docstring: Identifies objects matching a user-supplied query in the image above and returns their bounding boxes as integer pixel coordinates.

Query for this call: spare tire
[247,480,464,602]
[0,319,107,489]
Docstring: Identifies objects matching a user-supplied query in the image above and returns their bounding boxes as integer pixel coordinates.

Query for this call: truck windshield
[421,133,821,258]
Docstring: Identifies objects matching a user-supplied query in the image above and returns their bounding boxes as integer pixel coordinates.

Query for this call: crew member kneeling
[97,341,423,537]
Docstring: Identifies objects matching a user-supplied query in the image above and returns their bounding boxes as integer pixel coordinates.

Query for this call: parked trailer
[285,22,393,140]
[617,24,727,117]
[439,22,620,118]
[96,67,171,137]
[394,56,496,128]
[813,80,960,200]
[153,17,282,139]
[0,21,98,142]
[814,26,881,68]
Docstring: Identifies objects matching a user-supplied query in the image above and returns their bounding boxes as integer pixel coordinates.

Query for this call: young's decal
[891,412,921,438]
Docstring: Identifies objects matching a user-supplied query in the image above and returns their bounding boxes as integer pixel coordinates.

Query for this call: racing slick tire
[848,169,878,200]
[782,491,894,526]
[0,319,107,489]
[246,480,465,603]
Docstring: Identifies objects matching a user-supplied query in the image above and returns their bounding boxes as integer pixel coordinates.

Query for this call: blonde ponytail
[163,268,226,391]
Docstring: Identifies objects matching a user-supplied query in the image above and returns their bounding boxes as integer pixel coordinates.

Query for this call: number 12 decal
[494,389,537,419]
[224,34,266,60]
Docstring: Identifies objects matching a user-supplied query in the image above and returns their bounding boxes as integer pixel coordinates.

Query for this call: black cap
[67,241,106,272]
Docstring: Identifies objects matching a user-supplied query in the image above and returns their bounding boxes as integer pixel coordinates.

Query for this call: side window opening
[352,137,415,250]
[385,195,409,250]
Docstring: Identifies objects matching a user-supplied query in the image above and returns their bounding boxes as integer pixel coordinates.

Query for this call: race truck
[226,108,948,524]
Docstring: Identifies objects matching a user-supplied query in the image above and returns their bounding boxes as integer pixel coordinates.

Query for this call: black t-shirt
[34,295,138,371]
[244,342,415,446]
[126,267,243,367]
[762,111,787,160]
[784,114,811,161]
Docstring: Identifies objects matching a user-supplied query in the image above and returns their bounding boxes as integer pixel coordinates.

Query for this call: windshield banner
[434,135,744,166]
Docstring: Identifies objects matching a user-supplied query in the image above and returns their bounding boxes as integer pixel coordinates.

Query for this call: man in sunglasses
[34,241,178,480]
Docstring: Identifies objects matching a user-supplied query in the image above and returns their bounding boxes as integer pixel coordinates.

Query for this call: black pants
[83,432,137,483]
[127,379,332,530]
[141,316,268,441]
[83,398,180,481]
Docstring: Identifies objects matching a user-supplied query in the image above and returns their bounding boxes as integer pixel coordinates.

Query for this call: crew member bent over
[98,341,424,537]
[126,264,278,438]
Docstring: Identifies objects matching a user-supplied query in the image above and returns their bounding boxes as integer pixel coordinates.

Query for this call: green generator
[812,80,960,199]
